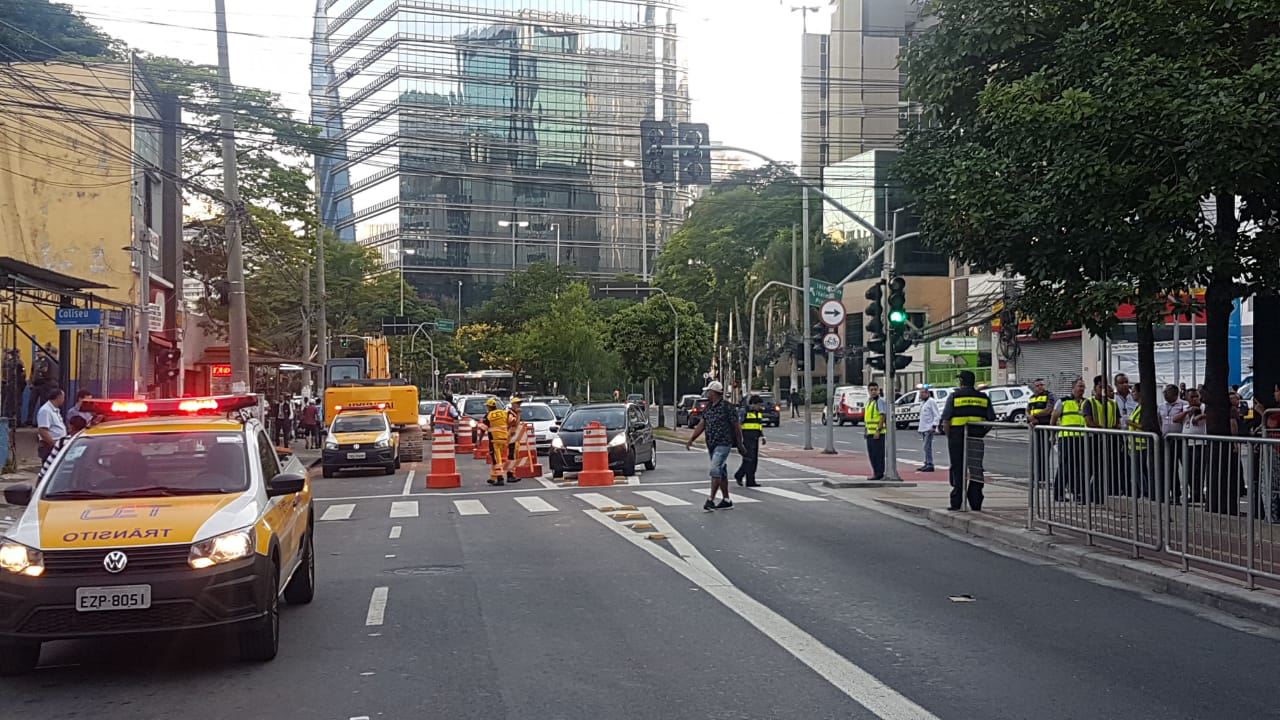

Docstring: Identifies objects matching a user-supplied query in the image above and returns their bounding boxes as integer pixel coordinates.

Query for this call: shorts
[707,445,732,480]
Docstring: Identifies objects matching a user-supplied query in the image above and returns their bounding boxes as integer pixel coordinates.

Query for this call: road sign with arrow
[819,299,846,328]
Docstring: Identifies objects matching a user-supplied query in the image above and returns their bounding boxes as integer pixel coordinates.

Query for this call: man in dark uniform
[941,370,995,511]
[734,394,766,487]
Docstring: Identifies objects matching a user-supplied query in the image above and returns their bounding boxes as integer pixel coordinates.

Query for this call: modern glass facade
[311,0,687,308]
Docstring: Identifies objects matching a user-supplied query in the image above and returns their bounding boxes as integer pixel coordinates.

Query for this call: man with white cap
[686,380,745,511]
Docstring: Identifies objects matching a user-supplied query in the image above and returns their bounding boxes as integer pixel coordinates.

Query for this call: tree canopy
[0,1,123,62]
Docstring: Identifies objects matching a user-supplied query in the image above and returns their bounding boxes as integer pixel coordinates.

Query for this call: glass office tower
[310,0,687,308]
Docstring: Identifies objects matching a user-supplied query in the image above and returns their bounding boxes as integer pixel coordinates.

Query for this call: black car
[626,393,647,410]
[675,394,700,426]
[549,403,656,478]
[757,392,781,427]
[686,397,709,428]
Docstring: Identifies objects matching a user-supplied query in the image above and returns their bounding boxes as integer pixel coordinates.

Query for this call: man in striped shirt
[37,414,88,482]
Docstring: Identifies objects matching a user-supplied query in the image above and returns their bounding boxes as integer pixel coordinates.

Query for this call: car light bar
[82,395,260,418]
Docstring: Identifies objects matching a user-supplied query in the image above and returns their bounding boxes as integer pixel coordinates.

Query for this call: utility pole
[301,264,312,397]
[883,214,901,481]
[315,219,328,390]
[790,223,799,402]
[137,227,151,396]
[802,186,814,450]
[214,0,250,395]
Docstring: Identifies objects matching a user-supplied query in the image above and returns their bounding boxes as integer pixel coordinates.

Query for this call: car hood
[32,493,249,550]
[554,428,624,446]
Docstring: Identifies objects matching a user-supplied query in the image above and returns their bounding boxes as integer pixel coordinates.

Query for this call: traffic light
[891,332,912,371]
[888,276,907,327]
[677,122,711,186]
[157,348,181,381]
[864,281,886,370]
[640,120,675,183]
[793,342,806,371]
[811,322,827,348]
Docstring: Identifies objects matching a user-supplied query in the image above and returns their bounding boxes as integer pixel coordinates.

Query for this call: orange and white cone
[577,421,614,486]
[426,431,461,489]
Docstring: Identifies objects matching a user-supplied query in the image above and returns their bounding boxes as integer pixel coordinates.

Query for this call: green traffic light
[889,309,908,324]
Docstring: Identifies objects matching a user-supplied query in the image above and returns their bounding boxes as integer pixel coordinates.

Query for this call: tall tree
[606,297,714,403]
[0,0,123,62]
[898,0,1280,433]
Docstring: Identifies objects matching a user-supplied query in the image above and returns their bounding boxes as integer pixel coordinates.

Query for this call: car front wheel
[240,562,280,662]
[643,443,656,471]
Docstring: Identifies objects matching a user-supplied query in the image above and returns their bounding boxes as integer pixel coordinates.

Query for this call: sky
[67,0,819,166]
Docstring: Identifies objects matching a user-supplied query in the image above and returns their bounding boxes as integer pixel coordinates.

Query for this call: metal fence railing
[958,421,1030,514]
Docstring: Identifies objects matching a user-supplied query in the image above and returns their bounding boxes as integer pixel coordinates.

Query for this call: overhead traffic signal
[793,342,806,371]
[888,276,907,327]
[639,120,675,184]
[864,281,886,371]
[677,122,711,186]
[891,332,912,371]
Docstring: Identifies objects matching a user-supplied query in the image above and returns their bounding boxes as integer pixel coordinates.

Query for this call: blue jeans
[920,431,935,467]
[707,445,732,481]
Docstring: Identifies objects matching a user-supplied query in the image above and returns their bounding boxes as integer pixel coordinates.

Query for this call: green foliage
[470,262,580,329]
[605,296,713,401]
[0,0,124,62]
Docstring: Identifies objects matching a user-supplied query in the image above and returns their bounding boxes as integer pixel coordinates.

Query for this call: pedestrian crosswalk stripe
[633,490,691,506]
[454,499,489,516]
[514,496,558,513]
[320,504,356,521]
[751,487,827,502]
[574,493,617,509]
[389,501,419,518]
[686,489,760,503]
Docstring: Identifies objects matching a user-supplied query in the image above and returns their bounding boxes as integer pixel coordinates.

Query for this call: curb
[823,478,918,489]
[877,498,1280,630]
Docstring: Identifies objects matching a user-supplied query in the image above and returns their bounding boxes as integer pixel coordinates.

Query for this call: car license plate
[573,454,582,463]
[76,585,151,613]
[347,451,366,459]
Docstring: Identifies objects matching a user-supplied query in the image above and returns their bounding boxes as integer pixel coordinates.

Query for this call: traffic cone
[456,426,476,454]
[426,431,461,489]
[510,423,543,479]
[577,421,614,486]
[473,433,489,460]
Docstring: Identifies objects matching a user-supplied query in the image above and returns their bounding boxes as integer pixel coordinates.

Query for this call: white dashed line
[401,470,416,496]
[751,487,827,502]
[389,501,419,518]
[389,525,402,539]
[686,489,760,503]
[365,587,388,626]
[514,496,559,513]
[573,492,618,509]
[453,499,489,516]
[320,504,355,521]
[632,490,692,506]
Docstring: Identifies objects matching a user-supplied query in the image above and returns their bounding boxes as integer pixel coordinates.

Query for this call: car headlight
[0,539,43,577]
[375,433,391,449]
[324,436,338,450]
[551,436,564,449]
[609,433,627,447]
[418,417,429,427]
[468,418,478,429]
[189,528,255,570]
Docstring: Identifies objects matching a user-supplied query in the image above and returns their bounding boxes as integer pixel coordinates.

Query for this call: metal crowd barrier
[958,421,1031,514]
[1028,425,1163,558]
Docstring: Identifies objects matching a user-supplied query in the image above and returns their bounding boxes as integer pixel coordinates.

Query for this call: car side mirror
[275,447,294,462]
[267,472,306,498]
[550,425,559,433]
[3,483,33,506]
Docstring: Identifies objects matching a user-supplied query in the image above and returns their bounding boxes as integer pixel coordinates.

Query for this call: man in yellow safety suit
[505,397,524,482]
[479,397,512,486]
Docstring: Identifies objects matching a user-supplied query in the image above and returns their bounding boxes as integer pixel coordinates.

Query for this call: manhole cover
[389,565,463,576]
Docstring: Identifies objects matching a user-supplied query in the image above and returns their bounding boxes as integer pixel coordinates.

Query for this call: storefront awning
[196,345,320,369]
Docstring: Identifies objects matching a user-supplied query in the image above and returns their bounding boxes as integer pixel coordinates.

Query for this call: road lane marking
[574,492,618,509]
[514,496,558,513]
[537,476,559,489]
[389,526,402,539]
[320,504,355,521]
[365,587,389,626]
[311,477,835,503]
[584,509,939,720]
[751,487,827,502]
[401,471,416,496]
[686,489,760,503]
[453,499,489,516]
[633,490,692,506]
[390,501,419,518]
[764,457,844,478]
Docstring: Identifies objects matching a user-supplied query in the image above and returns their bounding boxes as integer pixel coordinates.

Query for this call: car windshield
[561,408,626,431]
[332,415,386,433]
[464,398,497,415]
[419,401,437,414]
[42,431,249,498]
[551,404,572,420]
[522,405,556,421]
[627,394,644,401]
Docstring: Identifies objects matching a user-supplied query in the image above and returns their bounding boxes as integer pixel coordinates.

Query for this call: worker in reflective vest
[433,392,459,435]
[1126,400,1153,498]
[864,383,888,481]
[1085,374,1124,497]
[941,370,995,511]
[1027,379,1055,427]
[1052,379,1088,502]
[734,395,766,488]
[479,398,513,486]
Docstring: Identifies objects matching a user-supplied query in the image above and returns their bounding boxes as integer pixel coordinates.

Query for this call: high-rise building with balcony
[310,0,687,310]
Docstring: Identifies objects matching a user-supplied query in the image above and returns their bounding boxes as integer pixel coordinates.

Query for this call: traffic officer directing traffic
[734,394,767,487]
[478,397,516,486]
[432,392,460,435]
[940,370,995,511]
[1027,379,1056,427]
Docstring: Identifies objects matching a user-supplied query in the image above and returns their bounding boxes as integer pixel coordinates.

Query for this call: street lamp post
[748,280,803,395]
[622,158,645,280]
[550,223,562,266]
[410,323,438,398]
[398,247,415,315]
[498,220,529,269]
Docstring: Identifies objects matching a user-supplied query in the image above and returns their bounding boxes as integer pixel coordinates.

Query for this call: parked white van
[821,385,871,426]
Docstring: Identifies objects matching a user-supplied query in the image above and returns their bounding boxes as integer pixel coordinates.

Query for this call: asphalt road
[3,447,1277,718]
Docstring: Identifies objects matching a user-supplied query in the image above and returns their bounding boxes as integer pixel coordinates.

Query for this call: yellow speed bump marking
[631,522,654,530]
[646,533,666,541]
[622,513,646,520]
[616,505,637,511]
[599,506,619,513]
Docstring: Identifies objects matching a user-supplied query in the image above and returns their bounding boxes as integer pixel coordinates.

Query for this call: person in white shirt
[917,387,942,472]
[37,414,87,482]
[36,388,67,462]
[1158,384,1188,436]
[1113,373,1138,419]
[1174,388,1207,503]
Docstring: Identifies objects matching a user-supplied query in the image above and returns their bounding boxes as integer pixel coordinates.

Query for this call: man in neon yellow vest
[1052,378,1088,502]
[864,382,888,481]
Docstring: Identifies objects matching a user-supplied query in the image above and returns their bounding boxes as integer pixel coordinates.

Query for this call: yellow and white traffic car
[0,395,315,675]
[321,408,400,478]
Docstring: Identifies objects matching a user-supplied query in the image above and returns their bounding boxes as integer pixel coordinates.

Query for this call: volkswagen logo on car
[103,550,129,574]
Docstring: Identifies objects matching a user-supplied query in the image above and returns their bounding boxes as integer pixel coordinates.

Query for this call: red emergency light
[83,395,260,418]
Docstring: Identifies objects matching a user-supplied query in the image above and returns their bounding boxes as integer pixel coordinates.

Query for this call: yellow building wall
[0,63,138,375]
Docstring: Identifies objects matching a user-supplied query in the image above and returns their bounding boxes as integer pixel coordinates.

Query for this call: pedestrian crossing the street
[316,483,829,523]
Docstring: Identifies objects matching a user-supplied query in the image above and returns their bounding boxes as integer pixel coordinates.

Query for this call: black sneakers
[745,481,761,487]
[703,499,716,512]
[716,499,734,510]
